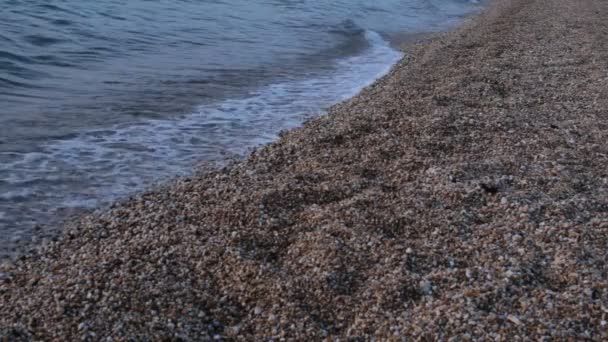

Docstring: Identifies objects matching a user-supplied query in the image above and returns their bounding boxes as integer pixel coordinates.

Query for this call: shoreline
[1,26,409,261]
[3,0,608,339]
[1,29,437,261]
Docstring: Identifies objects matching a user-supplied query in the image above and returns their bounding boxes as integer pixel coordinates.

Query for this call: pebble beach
[2,0,608,339]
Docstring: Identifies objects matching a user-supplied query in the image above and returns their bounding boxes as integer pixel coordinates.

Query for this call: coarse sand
[2,0,608,339]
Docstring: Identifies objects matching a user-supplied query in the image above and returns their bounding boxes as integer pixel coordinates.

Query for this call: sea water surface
[0,0,481,256]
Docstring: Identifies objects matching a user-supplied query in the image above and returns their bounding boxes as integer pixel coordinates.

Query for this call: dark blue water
[0,0,481,256]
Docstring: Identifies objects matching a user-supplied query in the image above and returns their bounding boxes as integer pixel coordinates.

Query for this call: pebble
[419,280,433,295]
[507,315,523,326]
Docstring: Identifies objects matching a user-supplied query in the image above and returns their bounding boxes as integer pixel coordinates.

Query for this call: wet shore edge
[3,0,608,339]
[0,31,434,261]
[0,30,424,261]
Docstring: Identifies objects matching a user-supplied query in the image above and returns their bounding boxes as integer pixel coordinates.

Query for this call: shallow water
[0,0,481,256]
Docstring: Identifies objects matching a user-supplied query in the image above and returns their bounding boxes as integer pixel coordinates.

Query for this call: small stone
[507,314,522,325]
[230,325,242,334]
[426,167,439,175]
[254,307,263,315]
[419,280,433,295]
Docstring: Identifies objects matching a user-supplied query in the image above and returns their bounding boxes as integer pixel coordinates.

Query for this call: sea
[0,0,481,256]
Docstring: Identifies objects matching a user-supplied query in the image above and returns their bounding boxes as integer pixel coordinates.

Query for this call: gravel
[2,0,608,339]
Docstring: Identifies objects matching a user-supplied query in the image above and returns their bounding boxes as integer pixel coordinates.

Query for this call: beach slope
[2,0,608,339]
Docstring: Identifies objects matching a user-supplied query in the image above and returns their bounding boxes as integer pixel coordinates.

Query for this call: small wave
[0,33,16,44]
[0,50,35,64]
[97,11,127,21]
[38,3,84,17]
[0,188,37,202]
[0,76,36,89]
[328,19,366,37]
[31,55,76,68]
[23,34,65,47]
[51,19,74,27]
